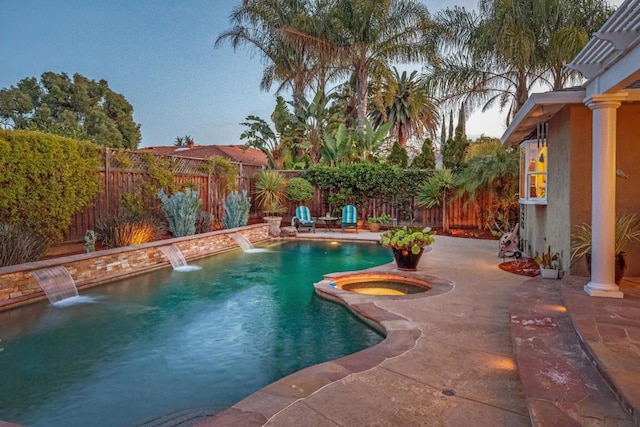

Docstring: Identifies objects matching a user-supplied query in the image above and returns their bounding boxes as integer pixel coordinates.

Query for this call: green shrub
[222,190,250,229]
[119,192,146,219]
[0,130,101,242]
[0,223,48,267]
[196,211,214,234]
[95,211,163,248]
[157,188,202,237]
[285,177,314,204]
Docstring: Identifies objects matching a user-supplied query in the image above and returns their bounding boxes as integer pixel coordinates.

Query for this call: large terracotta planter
[368,222,381,232]
[586,252,627,285]
[392,247,424,271]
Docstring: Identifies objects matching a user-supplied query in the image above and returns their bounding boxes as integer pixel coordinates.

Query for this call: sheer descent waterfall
[31,266,79,304]
[159,245,188,269]
[229,233,254,251]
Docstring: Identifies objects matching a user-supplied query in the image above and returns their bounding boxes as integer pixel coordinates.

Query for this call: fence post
[104,148,111,217]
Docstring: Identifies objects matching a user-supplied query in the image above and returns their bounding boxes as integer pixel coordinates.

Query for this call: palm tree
[279,0,433,129]
[426,0,612,124]
[537,0,613,89]
[370,68,439,149]
[215,0,317,102]
[416,168,457,233]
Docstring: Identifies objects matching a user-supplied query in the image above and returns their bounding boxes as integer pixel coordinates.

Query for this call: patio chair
[341,205,358,233]
[294,205,315,233]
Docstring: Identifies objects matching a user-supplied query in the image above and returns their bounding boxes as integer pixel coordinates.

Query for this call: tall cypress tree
[456,103,466,139]
[440,116,446,151]
[448,110,454,141]
[411,137,436,169]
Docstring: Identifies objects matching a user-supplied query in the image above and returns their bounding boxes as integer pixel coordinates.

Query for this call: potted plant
[534,245,561,279]
[380,226,435,270]
[571,213,640,284]
[367,213,393,232]
[254,170,287,237]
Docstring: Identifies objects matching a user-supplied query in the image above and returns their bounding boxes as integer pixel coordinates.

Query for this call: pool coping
[197,262,454,426]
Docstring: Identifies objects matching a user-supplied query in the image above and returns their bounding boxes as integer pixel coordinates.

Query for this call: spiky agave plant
[254,170,287,216]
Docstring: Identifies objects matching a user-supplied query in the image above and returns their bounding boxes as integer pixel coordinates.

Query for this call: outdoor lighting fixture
[543,304,567,313]
[490,355,517,371]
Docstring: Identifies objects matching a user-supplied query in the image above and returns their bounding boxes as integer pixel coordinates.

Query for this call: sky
[0,0,623,148]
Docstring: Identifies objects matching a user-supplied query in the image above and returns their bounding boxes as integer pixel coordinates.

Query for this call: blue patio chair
[294,206,315,233]
[341,205,357,233]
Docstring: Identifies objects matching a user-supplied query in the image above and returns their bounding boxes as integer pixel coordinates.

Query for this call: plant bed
[498,258,540,277]
[428,227,500,240]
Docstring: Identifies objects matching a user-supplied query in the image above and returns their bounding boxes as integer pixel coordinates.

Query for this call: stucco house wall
[522,102,640,277]
[615,103,640,275]
[568,105,594,276]
[521,106,575,272]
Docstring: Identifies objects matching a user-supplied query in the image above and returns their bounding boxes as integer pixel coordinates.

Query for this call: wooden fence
[279,184,492,230]
[64,152,492,241]
[64,149,263,241]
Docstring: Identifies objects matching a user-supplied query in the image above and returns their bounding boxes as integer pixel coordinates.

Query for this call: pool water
[0,241,391,427]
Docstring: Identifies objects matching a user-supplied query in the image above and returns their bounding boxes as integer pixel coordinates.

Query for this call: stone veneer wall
[0,224,270,312]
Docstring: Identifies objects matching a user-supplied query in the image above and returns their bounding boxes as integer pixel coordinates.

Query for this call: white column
[583,94,627,298]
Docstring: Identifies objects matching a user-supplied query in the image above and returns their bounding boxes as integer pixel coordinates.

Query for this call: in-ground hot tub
[330,272,431,296]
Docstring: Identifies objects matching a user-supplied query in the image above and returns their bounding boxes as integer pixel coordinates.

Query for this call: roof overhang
[501,90,586,146]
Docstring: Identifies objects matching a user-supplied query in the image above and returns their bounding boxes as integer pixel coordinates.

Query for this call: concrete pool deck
[196,231,638,426]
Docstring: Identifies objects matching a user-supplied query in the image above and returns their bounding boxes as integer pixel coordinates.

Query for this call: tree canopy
[425,0,613,123]
[0,72,141,149]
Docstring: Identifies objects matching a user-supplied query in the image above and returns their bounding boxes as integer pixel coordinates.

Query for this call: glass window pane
[528,146,539,171]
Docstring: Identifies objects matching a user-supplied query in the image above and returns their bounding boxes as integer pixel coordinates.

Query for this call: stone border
[0,224,269,311]
[200,265,453,426]
[509,276,633,426]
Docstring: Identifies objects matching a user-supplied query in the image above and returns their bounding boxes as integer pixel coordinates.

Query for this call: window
[519,139,547,204]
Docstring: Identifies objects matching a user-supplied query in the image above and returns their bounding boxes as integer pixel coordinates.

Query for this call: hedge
[0,130,101,242]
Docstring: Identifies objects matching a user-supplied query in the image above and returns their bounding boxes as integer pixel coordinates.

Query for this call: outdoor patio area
[193,232,639,427]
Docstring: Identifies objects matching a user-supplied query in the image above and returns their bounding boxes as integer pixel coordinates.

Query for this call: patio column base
[584,281,624,298]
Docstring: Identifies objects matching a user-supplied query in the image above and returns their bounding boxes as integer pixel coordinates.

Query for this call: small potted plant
[571,213,640,284]
[367,213,393,232]
[380,226,435,270]
[534,245,561,279]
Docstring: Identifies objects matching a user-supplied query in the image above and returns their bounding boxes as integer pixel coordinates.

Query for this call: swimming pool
[0,240,391,427]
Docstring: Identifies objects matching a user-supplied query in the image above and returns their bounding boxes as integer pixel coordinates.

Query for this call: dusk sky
[0,0,622,147]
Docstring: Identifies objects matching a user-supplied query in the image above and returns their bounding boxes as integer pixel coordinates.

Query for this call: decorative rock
[280,226,297,237]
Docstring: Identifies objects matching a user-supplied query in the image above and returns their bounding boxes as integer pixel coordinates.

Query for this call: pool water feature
[0,240,391,427]
[30,266,79,304]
